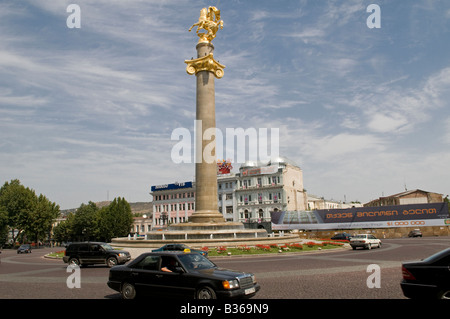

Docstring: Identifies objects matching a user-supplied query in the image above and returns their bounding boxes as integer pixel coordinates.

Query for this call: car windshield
[178,253,216,271]
[353,235,366,239]
[101,243,113,251]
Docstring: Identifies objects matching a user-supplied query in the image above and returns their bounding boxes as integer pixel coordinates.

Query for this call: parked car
[401,247,450,299]
[331,233,352,241]
[17,244,32,254]
[63,242,131,268]
[107,251,260,299]
[408,229,423,238]
[350,234,381,250]
[152,244,208,257]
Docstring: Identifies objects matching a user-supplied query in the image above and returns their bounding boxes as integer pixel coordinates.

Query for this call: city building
[234,157,308,223]
[364,189,444,207]
[150,182,195,228]
[130,215,153,235]
[307,194,362,210]
[217,173,238,222]
[150,156,308,229]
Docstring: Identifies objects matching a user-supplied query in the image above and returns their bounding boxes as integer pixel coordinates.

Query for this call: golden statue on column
[188,6,223,44]
[185,6,225,79]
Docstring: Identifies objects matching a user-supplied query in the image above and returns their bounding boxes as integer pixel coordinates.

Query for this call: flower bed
[204,241,343,257]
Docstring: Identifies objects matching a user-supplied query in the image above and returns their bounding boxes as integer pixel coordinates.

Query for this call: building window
[259,209,264,219]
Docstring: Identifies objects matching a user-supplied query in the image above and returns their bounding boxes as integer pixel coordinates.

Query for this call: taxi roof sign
[183,248,191,253]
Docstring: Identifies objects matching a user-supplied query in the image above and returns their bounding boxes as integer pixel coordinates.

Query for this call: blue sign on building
[151,181,193,192]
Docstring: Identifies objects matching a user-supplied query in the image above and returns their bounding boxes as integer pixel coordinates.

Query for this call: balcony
[237,200,284,207]
[236,183,282,191]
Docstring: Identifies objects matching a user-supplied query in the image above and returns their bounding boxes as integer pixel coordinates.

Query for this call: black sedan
[107,251,260,299]
[152,244,208,257]
[401,247,450,299]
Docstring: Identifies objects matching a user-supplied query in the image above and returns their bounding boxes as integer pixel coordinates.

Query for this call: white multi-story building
[234,157,308,223]
[217,174,238,222]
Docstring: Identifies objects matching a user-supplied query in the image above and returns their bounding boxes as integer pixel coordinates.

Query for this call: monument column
[192,42,224,223]
[185,6,225,223]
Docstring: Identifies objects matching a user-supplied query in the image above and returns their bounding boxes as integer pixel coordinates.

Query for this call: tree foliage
[53,197,133,243]
[0,179,134,245]
[97,197,133,242]
[0,179,60,245]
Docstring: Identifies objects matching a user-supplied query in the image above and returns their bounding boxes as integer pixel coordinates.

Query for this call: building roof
[380,189,442,198]
[240,156,300,169]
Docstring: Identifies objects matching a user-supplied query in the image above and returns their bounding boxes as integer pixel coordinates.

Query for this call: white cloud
[1,1,449,208]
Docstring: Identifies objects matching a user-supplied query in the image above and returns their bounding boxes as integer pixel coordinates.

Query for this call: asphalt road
[0,236,449,299]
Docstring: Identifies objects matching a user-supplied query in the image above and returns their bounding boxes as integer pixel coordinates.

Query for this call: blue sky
[1,0,450,209]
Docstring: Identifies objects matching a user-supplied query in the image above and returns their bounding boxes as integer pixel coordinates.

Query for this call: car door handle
[156,274,163,278]
[131,272,139,276]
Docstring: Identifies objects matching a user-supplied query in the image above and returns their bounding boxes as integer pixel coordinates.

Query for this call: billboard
[271,202,450,230]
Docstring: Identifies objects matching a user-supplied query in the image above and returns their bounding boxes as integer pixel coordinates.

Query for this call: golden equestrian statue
[188,6,223,43]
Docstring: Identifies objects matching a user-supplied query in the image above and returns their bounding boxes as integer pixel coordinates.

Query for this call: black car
[331,233,352,241]
[108,251,260,299]
[17,244,32,254]
[152,244,208,257]
[63,241,131,268]
[401,247,450,299]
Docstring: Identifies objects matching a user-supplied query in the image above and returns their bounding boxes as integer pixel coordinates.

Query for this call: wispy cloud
[1,0,449,207]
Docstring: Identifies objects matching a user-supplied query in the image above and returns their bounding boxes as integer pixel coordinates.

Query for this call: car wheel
[69,258,80,266]
[107,257,118,268]
[121,282,136,299]
[196,286,217,299]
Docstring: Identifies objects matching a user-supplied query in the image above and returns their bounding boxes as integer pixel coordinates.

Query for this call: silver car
[350,234,381,250]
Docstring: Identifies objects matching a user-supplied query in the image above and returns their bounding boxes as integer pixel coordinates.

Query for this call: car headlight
[118,253,126,257]
[251,275,256,284]
[222,279,239,290]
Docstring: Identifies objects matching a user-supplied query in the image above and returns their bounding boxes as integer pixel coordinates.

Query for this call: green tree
[97,197,133,242]
[53,212,75,243]
[0,206,8,246]
[72,201,99,241]
[0,180,36,244]
[24,194,60,245]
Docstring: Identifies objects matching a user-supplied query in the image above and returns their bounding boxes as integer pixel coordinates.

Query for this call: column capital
[185,53,225,78]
